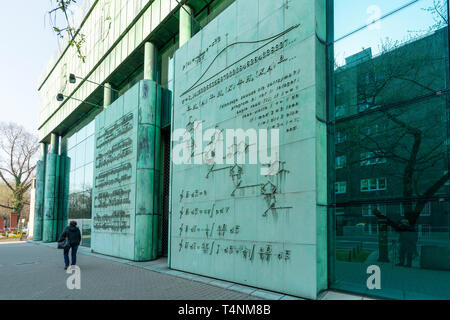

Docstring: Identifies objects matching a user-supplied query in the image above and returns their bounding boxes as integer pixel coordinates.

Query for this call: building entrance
[161,129,171,257]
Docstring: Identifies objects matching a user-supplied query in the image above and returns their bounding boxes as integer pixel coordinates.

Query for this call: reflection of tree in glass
[69,188,92,219]
[423,0,448,32]
[335,21,448,228]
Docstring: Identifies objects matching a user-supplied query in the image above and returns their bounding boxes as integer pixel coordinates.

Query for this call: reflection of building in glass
[334,26,449,237]
[331,21,450,299]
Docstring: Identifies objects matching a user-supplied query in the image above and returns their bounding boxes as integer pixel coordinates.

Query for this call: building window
[362,204,386,216]
[367,223,379,235]
[360,123,387,138]
[444,171,450,186]
[336,155,347,169]
[400,202,431,217]
[335,182,347,194]
[358,103,370,113]
[360,151,387,166]
[335,131,347,144]
[418,224,431,239]
[335,105,346,118]
[360,178,387,192]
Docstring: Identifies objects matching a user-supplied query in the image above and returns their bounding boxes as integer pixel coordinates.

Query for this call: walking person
[58,221,81,270]
[373,210,418,267]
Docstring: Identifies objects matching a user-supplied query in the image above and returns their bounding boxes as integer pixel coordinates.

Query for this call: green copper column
[179,5,193,48]
[134,81,162,261]
[144,42,156,81]
[33,143,47,241]
[104,83,113,108]
[57,139,70,236]
[43,133,60,242]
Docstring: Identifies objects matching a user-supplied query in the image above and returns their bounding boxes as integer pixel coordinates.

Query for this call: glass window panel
[85,135,95,164]
[334,0,416,40]
[86,119,95,137]
[84,162,94,192]
[78,141,87,169]
[330,0,450,300]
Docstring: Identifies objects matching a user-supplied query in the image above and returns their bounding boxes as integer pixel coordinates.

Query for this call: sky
[334,0,442,66]
[0,0,84,136]
[0,0,444,137]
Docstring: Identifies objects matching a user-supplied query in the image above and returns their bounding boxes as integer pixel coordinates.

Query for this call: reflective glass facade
[328,0,450,299]
[67,120,95,247]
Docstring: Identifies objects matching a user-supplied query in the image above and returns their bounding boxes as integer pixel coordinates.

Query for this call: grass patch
[336,248,373,263]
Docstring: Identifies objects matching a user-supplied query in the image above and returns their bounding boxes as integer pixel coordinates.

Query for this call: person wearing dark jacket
[373,210,418,267]
[58,221,82,270]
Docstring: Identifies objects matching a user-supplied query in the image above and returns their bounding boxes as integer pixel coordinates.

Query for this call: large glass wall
[67,119,95,247]
[328,0,450,299]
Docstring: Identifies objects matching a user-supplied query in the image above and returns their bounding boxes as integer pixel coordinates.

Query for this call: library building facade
[33,0,450,299]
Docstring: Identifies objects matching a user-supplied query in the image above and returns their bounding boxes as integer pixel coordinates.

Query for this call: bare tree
[423,0,448,31]
[0,123,39,223]
[336,26,449,226]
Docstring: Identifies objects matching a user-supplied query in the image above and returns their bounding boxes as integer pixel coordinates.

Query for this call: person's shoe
[64,266,68,270]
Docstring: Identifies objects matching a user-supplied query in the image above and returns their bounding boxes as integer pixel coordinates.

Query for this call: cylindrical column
[104,83,113,108]
[50,133,59,154]
[179,5,193,48]
[43,134,60,242]
[57,139,70,236]
[33,143,48,241]
[144,42,156,81]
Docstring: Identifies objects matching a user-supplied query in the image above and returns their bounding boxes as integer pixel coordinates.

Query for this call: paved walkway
[0,242,261,300]
[0,241,371,300]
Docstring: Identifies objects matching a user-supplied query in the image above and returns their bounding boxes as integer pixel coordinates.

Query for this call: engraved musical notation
[96,113,133,149]
[94,189,131,209]
[96,138,133,169]
[93,210,131,232]
[93,111,136,235]
[95,162,132,189]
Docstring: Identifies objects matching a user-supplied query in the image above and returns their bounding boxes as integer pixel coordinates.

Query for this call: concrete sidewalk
[0,241,372,300]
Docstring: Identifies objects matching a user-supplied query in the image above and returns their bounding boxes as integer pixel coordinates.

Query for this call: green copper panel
[33,161,46,241]
[92,80,162,261]
[43,153,60,242]
[170,0,327,299]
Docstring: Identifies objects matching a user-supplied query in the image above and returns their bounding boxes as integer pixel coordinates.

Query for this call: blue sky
[0,0,445,136]
[0,0,84,135]
[334,0,443,65]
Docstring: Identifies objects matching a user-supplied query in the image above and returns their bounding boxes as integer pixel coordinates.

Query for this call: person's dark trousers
[399,244,413,267]
[63,245,79,267]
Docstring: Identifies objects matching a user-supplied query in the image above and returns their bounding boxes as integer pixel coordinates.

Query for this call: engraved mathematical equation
[179,205,231,219]
[182,36,221,72]
[173,26,304,265]
[177,240,291,263]
[178,223,240,238]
